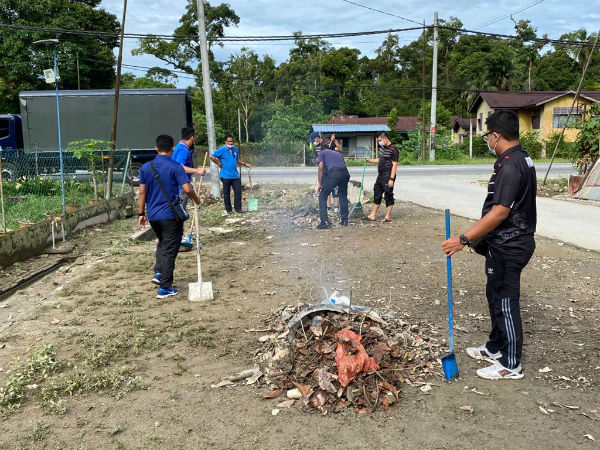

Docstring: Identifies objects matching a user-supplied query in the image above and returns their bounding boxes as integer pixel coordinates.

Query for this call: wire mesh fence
[0,148,134,231]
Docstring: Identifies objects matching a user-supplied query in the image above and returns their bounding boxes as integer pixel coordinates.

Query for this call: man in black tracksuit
[365,132,398,223]
[442,110,536,380]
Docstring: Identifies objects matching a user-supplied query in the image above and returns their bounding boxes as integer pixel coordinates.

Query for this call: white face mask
[487,134,497,156]
[378,141,385,147]
[226,144,234,149]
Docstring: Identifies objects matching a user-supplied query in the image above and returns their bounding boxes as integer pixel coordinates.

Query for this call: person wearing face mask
[364,132,398,223]
[442,110,537,381]
[209,135,251,215]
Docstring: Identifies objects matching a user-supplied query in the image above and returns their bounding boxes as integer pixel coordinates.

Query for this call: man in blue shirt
[138,135,201,299]
[209,134,251,214]
[171,127,206,209]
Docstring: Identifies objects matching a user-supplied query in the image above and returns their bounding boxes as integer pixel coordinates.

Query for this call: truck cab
[0,114,24,180]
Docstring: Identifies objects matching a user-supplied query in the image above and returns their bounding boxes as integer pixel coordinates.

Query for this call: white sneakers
[465,344,502,361]
[476,360,524,380]
[466,345,524,380]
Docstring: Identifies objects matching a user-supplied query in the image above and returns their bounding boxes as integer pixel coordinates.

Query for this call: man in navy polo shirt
[316,145,350,229]
[138,135,201,299]
[171,127,206,209]
[209,134,251,214]
[442,110,536,380]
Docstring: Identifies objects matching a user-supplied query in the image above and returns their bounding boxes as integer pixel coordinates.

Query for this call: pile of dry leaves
[253,303,444,414]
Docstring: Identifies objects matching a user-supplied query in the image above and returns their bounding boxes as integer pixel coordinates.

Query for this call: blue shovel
[442,209,459,380]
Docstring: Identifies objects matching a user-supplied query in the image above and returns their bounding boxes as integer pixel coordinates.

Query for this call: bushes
[519,130,543,159]
[544,132,575,159]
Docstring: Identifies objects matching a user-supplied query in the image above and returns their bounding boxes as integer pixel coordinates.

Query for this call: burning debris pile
[254,302,444,414]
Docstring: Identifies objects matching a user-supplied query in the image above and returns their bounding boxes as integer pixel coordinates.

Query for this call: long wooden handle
[198,152,208,188]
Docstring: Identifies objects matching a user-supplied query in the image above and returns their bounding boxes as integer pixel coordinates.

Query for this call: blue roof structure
[311,124,390,133]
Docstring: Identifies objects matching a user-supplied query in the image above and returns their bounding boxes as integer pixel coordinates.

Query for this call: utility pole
[34,39,65,213]
[429,11,439,161]
[238,107,242,143]
[196,0,220,198]
[421,20,427,161]
[469,118,473,159]
[76,53,81,90]
[107,0,127,199]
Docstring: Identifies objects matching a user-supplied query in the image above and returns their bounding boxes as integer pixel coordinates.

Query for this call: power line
[339,0,423,26]
[473,0,545,30]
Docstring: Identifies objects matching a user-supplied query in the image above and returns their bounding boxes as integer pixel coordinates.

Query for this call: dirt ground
[0,184,599,450]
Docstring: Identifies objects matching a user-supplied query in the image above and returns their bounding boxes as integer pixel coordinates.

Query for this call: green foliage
[0,0,120,112]
[573,103,600,173]
[262,95,328,143]
[456,135,491,158]
[519,130,544,159]
[0,345,61,417]
[544,131,575,159]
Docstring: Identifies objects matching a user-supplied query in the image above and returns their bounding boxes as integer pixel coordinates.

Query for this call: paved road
[201,163,600,252]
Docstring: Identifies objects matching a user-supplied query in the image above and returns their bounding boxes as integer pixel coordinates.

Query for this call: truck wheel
[129,162,142,186]
[1,163,17,182]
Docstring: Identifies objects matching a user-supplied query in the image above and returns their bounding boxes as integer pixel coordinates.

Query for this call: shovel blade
[188,281,213,301]
[441,352,459,380]
[248,197,258,211]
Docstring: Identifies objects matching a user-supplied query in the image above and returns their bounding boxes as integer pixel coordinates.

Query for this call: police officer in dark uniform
[442,110,536,380]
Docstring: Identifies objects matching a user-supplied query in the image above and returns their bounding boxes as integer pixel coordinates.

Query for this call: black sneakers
[341,219,348,226]
[316,222,331,229]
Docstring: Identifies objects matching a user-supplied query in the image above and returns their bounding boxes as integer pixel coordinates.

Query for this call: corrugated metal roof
[469,90,600,113]
[312,124,390,132]
[329,115,419,131]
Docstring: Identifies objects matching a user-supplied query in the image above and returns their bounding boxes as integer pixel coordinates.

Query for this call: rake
[349,160,367,218]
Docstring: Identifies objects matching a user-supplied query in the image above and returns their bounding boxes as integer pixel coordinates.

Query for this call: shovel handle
[198,152,208,188]
[445,209,455,353]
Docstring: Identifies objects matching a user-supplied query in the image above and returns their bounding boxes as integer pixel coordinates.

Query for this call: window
[478,113,483,131]
[0,118,9,139]
[553,107,582,129]
[531,110,541,129]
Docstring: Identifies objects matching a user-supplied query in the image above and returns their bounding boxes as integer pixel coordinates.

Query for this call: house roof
[469,90,600,113]
[452,117,476,132]
[312,124,390,133]
[329,115,419,131]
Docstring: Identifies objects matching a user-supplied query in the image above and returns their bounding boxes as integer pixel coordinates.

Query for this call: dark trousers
[373,176,394,206]
[150,219,184,289]
[319,169,349,224]
[484,245,534,369]
[221,177,242,212]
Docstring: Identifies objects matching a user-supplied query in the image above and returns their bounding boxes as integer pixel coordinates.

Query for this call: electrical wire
[1,20,595,48]
[339,0,423,26]
[473,0,545,30]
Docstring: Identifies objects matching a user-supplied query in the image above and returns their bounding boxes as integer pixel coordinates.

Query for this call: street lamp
[33,38,66,214]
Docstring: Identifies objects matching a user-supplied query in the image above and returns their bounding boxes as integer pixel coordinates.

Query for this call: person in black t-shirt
[364,132,399,223]
[442,110,537,381]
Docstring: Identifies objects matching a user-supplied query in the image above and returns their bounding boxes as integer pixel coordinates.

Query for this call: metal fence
[0,149,134,232]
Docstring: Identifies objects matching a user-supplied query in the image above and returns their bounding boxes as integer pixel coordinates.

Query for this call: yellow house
[468,91,600,153]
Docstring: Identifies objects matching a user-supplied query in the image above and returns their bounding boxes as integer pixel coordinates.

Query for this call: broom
[181,152,208,249]
[349,160,367,218]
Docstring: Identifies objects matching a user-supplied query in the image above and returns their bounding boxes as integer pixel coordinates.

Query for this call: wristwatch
[138,212,146,217]
[459,234,470,246]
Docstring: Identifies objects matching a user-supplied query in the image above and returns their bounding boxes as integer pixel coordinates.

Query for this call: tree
[0,0,120,112]
[220,49,266,142]
[132,1,239,79]
[119,69,177,89]
[262,95,327,143]
[532,50,578,90]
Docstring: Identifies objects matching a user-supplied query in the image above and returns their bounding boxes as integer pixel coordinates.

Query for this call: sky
[100,0,600,88]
